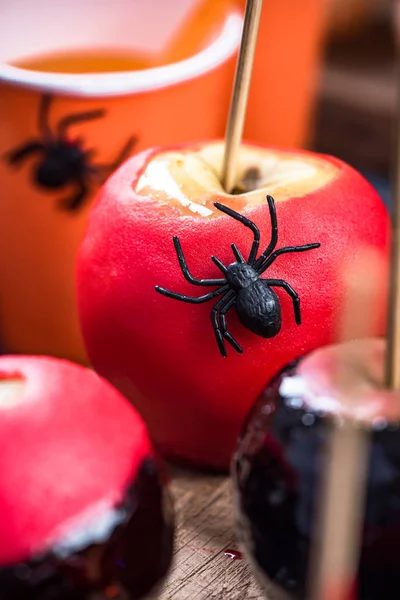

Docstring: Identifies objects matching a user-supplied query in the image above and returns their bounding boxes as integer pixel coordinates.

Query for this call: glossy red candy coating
[0,355,153,565]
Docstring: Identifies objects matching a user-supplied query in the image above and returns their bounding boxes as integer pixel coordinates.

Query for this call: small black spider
[4,94,137,212]
[155,195,321,357]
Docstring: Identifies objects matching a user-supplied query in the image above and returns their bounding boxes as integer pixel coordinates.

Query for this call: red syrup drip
[224,549,243,560]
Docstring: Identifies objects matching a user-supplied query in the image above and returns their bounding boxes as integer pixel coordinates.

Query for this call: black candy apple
[0,355,174,600]
[232,338,400,600]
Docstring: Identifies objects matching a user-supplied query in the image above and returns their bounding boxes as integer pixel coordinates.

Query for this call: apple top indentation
[134,141,339,218]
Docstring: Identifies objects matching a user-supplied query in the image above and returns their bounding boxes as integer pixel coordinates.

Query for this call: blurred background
[314,0,394,208]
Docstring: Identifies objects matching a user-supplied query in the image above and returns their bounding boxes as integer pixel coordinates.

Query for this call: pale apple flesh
[135,142,339,217]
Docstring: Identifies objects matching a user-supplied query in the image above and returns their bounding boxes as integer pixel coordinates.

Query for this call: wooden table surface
[158,467,265,600]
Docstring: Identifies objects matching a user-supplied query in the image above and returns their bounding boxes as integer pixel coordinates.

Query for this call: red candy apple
[0,355,173,599]
[76,141,390,470]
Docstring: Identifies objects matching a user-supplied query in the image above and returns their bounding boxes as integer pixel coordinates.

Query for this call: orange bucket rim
[0,13,242,98]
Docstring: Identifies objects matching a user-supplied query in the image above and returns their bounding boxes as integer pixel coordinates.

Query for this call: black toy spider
[4,94,137,211]
[155,195,321,357]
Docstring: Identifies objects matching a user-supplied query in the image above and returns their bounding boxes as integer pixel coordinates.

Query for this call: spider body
[224,262,281,337]
[155,195,321,357]
[235,279,282,338]
[225,262,258,291]
[34,139,91,189]
[5,94,136,211]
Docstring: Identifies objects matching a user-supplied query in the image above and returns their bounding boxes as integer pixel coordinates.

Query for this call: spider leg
[171,236,226,286]
[265,279,301,325]
[59,179,89,212]
[57,108,106,138]
[231,243,245,263]
[211,256,228,274]
[4,141,44,165]
[214,202,260,265]
[38,94,54,139]
[210,291,241,357]
[219,296,243,354]
[83,148,98,170]
[155,284,229,304]
[258,243,321,274]
[95,136,138,174]
[254,195,278,269]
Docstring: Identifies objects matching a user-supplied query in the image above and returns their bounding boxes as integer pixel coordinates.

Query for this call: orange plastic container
[0,1,241,364]
[0,0,328,364]
[236,0,329,149]
[167,0,330,148]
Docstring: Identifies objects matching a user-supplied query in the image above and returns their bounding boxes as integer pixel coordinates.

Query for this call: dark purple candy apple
[0,355,174,600]
[232,338,400,600]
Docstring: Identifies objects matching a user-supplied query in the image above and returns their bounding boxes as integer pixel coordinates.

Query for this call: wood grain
[158,467,265,600]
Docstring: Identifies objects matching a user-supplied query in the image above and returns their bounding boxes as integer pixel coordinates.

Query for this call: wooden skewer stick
[385,71,400,389]
[309,251,386,600]
[312,38,400,600]
[311,45,400,599]
[221,0,263,193]
[310,424,368,600]
[310,44,400,586]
